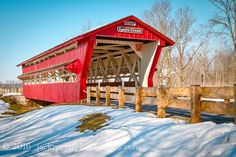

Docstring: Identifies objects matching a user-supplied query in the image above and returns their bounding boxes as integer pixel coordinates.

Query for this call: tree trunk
[166,48,171,87]
[234,42,236,84]
[180,68,184,86]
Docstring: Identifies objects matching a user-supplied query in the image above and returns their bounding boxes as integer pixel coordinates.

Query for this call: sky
[0,0,215,83]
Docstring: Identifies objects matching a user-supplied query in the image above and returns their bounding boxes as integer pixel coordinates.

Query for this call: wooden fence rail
[0,88,23,94]
[87,85,236,123]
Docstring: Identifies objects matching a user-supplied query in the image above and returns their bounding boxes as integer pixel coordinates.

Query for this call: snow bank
[0,100,10,116]
[2,93,22,97]
[0,105,235,157]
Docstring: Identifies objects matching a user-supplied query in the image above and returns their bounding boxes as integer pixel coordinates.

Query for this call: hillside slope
[0,105,236,157]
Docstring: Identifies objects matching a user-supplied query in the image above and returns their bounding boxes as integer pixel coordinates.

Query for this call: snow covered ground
[0,105,236,157]
[0,100,11,116]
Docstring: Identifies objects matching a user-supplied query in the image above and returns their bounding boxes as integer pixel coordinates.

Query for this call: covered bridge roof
[17,15,174,67]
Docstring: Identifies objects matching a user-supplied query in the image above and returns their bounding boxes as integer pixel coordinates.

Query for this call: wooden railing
[0,88,23,94]
[86,85,236,123]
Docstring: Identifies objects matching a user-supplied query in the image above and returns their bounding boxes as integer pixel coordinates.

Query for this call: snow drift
[0,105,236,157]
[2,93,22,97]
[0,100,12,116]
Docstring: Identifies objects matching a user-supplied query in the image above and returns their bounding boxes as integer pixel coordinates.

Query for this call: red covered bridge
[17,15,174,103]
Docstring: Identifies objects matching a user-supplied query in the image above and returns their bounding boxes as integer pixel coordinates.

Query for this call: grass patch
[0,96,18,105]
[0,96,41,114]
[76,113,111,132]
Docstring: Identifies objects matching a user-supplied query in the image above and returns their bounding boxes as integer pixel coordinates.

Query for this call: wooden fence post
[106,86,111,106]
[118,86,125,108]
[87,86,91,103]
[234,84,236,123]
[96,85,101,105]
[190,85,201,123]
[157,86,169,118]
[135,87,142,112]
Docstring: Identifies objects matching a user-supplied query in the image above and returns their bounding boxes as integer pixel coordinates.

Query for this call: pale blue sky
[0,0,215,82]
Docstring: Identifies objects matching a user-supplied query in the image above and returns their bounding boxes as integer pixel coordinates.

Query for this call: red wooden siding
[23,41,88,74]
[97,22,163,44]
[23,83,81,103]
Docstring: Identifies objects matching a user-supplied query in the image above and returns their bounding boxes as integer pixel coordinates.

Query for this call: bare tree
[208,0,236,83]
[172,7,209,86]
[143,0,172,35]
[80,20,93,33]
[209,49,234,86]
[142,0,174,87]
[143,1,209,87]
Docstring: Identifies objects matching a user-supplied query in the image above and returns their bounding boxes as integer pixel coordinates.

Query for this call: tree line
[0,80,22,88]
[143,0,235,87]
